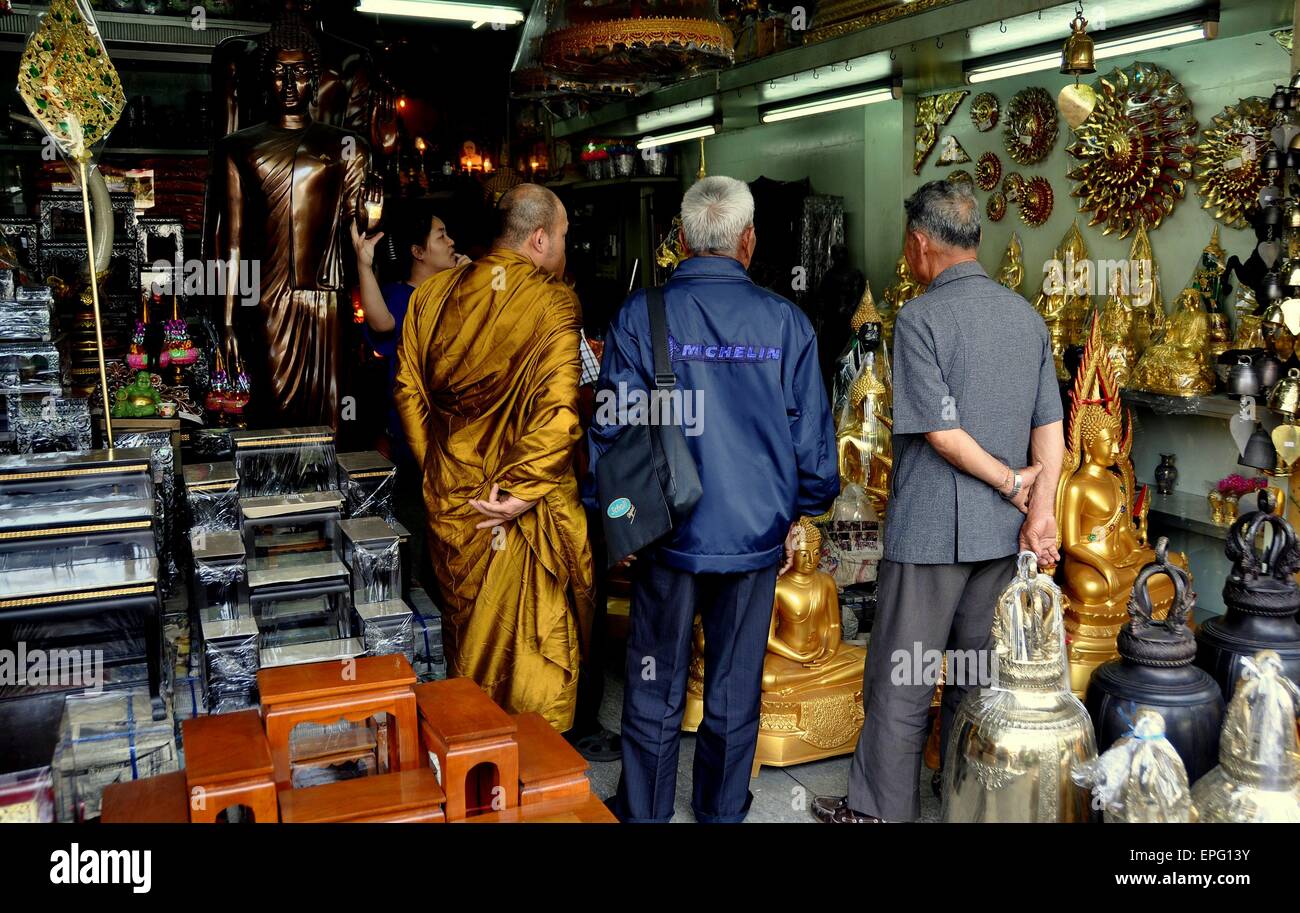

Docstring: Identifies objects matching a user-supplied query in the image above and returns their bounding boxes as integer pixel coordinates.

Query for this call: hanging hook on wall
[936,35,943,49]
[889,48,897,60]
[999,20,1007,33]
[813,68,820,79]
[845,60,852,72]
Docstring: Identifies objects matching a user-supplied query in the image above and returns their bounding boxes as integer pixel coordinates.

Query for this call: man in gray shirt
[814,180,1065,823]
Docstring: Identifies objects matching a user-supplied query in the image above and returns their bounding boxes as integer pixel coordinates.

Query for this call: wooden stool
[181,710,279,823]
[100,771,189,823]
[458,792,619,824]
[258,654,419,792]
[279,768,447,823]
[415,677,518,820]
[514,712,590,806]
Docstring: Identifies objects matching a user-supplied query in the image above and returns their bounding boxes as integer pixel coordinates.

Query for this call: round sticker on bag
[607,497,632,519]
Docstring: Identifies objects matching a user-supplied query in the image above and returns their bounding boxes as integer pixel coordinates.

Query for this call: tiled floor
[585,671,942,823]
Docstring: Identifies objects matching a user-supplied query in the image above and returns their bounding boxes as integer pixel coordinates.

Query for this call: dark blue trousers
[614,558,779,823]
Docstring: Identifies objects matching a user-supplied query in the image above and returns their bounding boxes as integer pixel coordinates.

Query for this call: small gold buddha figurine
[1129,288,1216,396]
[1099,271,1136,388]
[1127,221,1165,355]
[996,231,1025,295]
[1033,221,1092,378]
[1054,317,1186,696]
[880,250,923,347]
[836,369,893,519]
[683,519,867,774]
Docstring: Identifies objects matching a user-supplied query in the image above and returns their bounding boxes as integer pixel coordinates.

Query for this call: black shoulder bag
[595,287,703,567]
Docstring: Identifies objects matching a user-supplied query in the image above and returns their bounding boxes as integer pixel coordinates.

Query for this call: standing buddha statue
[1098,271,1136,388]
[1054,315,1186,696]
[1034,221,1092,379]
[1193,226,1232,366]
[996,231,1025,296]
[1128,221,1165,356]
[880,249,922,348]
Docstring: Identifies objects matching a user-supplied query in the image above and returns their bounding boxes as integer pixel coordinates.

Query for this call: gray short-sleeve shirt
[885,260,1063,564]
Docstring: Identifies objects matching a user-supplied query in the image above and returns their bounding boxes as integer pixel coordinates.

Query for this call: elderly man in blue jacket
[590,175,839,823]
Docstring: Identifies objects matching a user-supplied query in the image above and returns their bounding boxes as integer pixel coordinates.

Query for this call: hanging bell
[1196,491,1300,699]
[1072,709,1195,822]
[1262,204,1285,226]
[1060,11,1096,76]
[943,553,1097,822]
[1239,425,1278,471]
[1085,539,1224,782]
[1191,650,1300,822]
[1264,148,1285,173]
[1256,351,1284,390]
[1272,85,1292,111]
[1227,355,1261,396]
[1271,368,1300,417]
[1263,271,1287,302]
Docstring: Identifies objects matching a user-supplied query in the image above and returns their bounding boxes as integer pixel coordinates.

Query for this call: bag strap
[647,286,676,390]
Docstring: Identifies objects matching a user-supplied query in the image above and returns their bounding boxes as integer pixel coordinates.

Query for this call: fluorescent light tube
[356,0,525,25]
[762,86,894,123]
[966,21,1207,84]
[637,125,716,150]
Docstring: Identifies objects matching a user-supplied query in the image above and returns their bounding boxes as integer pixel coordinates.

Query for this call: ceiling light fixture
[637,124,716,150]
[356,0,525,26]
[761,85,896,123]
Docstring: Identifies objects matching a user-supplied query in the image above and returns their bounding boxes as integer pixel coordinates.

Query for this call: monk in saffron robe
[395,184,594,730]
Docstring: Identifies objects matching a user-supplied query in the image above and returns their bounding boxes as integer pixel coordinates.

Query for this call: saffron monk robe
[394,185,594,731]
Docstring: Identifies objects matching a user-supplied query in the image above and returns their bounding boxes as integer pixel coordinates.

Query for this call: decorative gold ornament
[1130,288,1215,396]
[17,0,124,441]
[655,214,687,270]
[1099,271,1137,388]
[996,231,1024,295]
[970,91,999,132]
[1055,314,1185,696]
[986,191,1007,222]
[975,151,1001,191]
[542,17,734,78]
[1127,221,1165,355]
[850,285,882,330]
[1272,28,1293,54]
[1196,96,1272,230]
[937,134,970,165]
[1059,82,1098,130]
[1018,176,1054,227]
[807,0,959,46]
[1004,86,1059,165]
[1067,62,1199,239]
[1002,171,1025,203]
[946,169,972,185]
[914,90,968,175]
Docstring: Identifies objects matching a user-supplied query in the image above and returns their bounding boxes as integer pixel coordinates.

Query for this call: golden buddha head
[1080,414,1121,466]
[791,517,822,574]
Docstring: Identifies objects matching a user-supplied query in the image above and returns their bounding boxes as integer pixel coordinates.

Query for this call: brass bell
[1060,12,1096,77]
[1272,85,1292,111]
[1228,355,1261,396]
[1264,149,1285,172]
[1270,368,1300,417]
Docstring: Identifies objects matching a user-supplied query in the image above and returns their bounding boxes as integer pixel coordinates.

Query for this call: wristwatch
[1001,470,1022,501]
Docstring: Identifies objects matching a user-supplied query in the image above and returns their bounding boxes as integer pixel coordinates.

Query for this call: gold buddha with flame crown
[1099,271,1136,388]
[880,250,923,347]
[996,232,1025,295]
[1034,221,1092,379]
[683,518,866,774]
[1055,316,1186,695]
[837,364,893,519]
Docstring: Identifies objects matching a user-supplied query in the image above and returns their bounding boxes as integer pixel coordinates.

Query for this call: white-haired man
[589,176,839,822]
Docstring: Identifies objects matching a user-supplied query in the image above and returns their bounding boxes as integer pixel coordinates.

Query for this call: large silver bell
[942,552,1098,822]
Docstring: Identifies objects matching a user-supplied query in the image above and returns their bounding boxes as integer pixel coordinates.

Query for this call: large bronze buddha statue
[684,519,867,774]
[206,19,371,427]
[1054,316,1185,695]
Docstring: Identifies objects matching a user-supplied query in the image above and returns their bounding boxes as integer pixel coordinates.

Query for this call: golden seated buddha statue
[1129,288,1215,397]
[880,251,923,348]
[683,518,867,775]
[1054,317,1186,696]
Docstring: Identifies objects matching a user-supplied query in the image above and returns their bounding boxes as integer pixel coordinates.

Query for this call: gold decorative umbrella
[17,0,125,440]
[1067,62,1199,239]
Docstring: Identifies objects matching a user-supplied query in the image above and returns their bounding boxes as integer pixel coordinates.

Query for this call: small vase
[1224,493,1241,523]
[1209,491,1226,525]
[1155,453,1178,495]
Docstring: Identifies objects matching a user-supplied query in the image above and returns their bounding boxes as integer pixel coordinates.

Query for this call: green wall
[677,28,1292,615]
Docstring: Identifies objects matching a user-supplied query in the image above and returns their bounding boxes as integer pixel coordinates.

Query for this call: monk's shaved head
[496,184,561,247]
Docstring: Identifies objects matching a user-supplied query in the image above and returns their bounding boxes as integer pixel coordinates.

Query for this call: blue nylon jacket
[588,255,839,574]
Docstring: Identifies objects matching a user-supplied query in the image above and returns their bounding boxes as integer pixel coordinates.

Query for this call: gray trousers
[847,555,1017,821]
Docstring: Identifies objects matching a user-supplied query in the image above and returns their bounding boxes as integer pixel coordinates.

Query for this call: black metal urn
[1195,490,1300,702]
[1086,538,1225,783]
